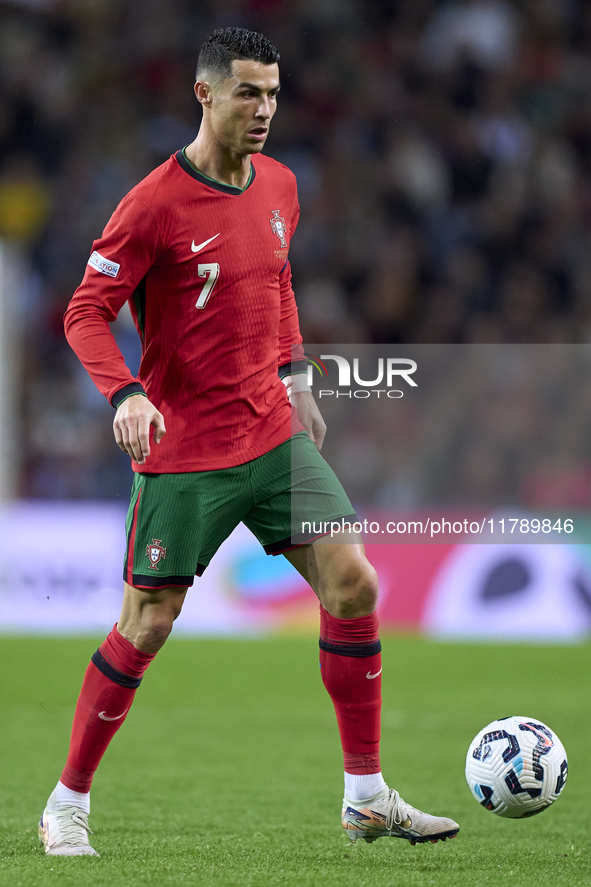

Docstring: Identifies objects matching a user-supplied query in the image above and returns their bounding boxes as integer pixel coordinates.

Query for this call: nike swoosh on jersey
[191,233,220,253]
[366,669,382,679]
[98,709,128,721]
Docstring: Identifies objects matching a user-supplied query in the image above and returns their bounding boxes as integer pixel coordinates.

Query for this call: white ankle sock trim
[52,780,91,815]
[344,771,387,801]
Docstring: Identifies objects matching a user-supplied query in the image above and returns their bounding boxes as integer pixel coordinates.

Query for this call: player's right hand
[113,394,166,465]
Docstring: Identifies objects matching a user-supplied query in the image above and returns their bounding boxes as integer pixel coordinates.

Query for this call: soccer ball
[465,716,568,818]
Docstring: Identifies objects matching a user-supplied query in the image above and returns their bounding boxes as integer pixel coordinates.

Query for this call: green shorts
[123,431,356,589]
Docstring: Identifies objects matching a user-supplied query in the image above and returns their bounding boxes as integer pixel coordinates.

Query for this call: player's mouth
[248,126,268,141]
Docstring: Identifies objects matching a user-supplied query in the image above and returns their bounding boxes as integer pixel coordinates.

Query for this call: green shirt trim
[180,147,254,194]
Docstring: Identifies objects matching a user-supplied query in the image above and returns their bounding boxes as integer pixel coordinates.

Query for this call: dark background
[2,0,591,503]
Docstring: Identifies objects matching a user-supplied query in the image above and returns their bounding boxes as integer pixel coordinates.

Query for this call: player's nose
[256,98,272,119]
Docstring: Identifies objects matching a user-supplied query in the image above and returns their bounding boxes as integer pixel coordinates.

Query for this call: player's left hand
[291,391,326,451]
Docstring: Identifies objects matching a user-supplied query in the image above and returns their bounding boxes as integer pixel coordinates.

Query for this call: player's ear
[194,80,213,108]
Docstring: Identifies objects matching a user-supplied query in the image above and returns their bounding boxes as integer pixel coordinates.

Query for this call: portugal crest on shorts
[146,538,166,570]
[270,210,287,248]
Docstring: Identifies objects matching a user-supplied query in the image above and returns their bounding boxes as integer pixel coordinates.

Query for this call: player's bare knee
[323,558,378,618]
[134,616,174,653]
[358,560,379,608]
[120,583,187,652]
[120,606,176,652]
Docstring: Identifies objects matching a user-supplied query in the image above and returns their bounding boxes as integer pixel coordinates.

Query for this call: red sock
[60,625,156,793]
[319,605,382,774]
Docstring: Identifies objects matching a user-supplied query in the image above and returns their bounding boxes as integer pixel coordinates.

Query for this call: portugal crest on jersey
[146,539,166,570]
[270,210,287,248]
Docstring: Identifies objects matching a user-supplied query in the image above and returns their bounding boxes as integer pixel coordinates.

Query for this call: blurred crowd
[316,344,591,511]
[2,0,591,503]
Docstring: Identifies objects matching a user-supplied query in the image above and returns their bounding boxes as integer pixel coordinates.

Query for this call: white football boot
[39,795,99,856]
[342,787,459,845]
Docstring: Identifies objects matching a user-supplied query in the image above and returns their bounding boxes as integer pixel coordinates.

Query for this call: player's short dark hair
[196,27,280,83]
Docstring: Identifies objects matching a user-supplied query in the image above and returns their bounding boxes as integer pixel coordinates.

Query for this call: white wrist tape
[282,373,311,401]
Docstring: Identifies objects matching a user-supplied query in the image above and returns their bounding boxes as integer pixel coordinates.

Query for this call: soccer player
[39,27,459,856]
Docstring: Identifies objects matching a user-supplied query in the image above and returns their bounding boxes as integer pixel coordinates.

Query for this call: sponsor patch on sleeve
[88,250,120,278]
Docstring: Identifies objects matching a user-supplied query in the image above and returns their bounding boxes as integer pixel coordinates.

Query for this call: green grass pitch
[0,635,589,887]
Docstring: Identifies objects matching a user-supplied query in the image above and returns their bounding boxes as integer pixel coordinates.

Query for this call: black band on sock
[91,649,143,689]
[319,638,382,658]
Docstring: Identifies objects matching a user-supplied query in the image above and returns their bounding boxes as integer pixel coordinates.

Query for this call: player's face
[206,59,280,155]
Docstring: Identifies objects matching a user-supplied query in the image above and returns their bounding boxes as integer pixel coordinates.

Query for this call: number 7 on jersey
[195,263,220,309]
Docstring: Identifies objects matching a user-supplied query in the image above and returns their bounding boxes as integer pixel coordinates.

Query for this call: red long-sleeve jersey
[65,150,305,472]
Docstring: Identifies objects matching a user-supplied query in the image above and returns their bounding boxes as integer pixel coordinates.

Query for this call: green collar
[179,147,254,195]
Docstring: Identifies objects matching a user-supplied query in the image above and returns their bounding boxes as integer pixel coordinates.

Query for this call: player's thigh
[123,469,252,589]
[283,528,362,592]
[284,532,378,617]
[243,431,356,555]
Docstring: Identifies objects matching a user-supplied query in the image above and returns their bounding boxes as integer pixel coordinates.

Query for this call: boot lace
[55,807,93,846]
[385,790,413,829]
